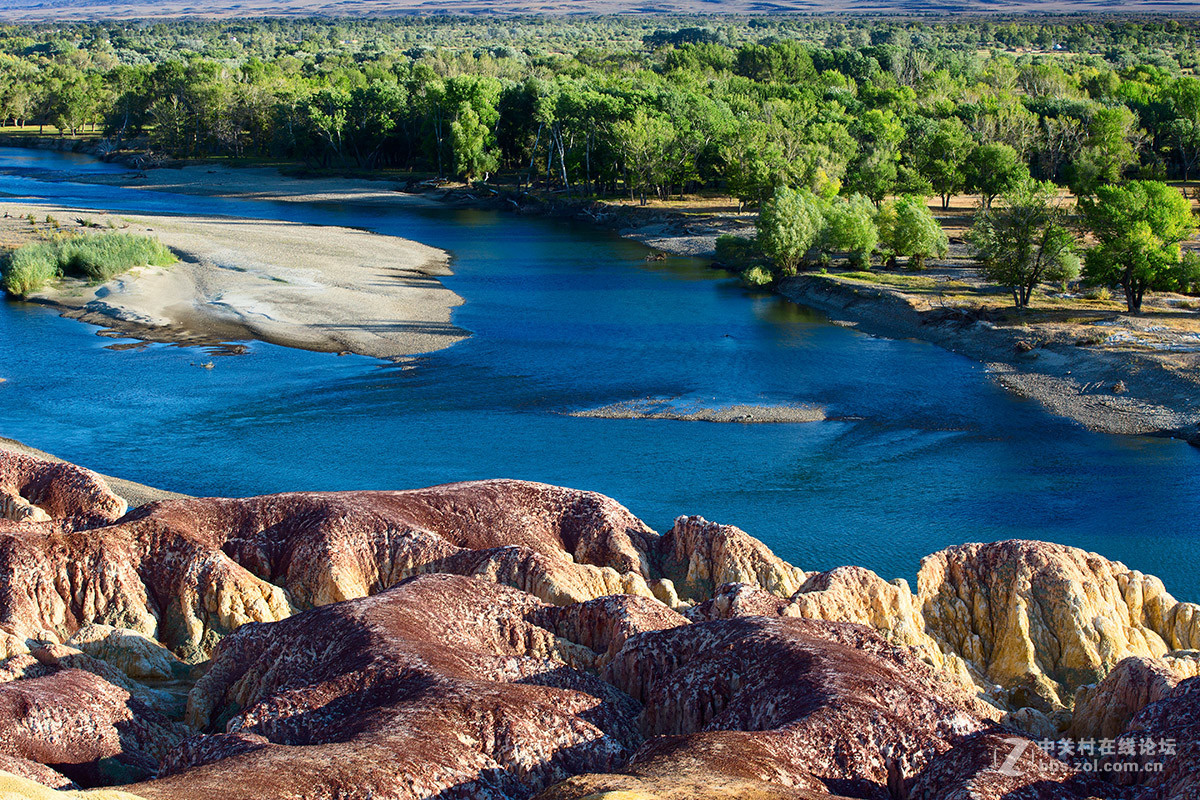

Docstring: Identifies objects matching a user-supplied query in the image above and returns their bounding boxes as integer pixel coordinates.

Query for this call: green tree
[848,109,904,207]
[964,142,1029,209]
[877,194,948,269]
[445,76,501,183]
[615,109,674,204]
[1081,180,1197,313]
[819,193,878,267]
[912,117,971,210]
[756,186,825,275]
[966,179,1079,308]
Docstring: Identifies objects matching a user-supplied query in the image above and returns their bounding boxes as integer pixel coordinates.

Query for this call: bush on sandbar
[2,232,175,296]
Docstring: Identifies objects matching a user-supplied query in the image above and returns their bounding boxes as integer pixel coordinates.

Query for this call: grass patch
[836,271,942,290]
[2,232,176,297]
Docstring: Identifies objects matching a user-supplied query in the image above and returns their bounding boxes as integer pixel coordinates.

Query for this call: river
[1,147,1198,597]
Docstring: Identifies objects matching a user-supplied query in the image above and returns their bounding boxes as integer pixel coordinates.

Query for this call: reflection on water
[1,149,1199,597]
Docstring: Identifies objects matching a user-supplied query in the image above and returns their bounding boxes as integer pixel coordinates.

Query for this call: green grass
[836,271,942,290]
[834,270,979,294]
[2,232,176,297]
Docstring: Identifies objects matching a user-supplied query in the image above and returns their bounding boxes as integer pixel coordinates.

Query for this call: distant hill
[2,0,1200,20]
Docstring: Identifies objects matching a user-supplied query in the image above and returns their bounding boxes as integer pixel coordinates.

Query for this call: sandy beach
[91,163,446,209]
[570,397,826,423]
[5,202,465,360]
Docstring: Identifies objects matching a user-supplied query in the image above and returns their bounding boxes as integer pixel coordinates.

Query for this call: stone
[0,756,76,790]
[4,451,1200,798]
[67,624,187,682]
[1069,653,1200,739]
[0,668,188,787]
[653,515,806,601]
[599,616,992,798]
[688,574,977,693]
[133,575,643,800]
[907,729,1117,800]
[532,594,689,668]
[1109,675,1200,797]
[0,479,668,664]
[917,539,1199,710]
[0,451,127,525]
[0,770,148,799]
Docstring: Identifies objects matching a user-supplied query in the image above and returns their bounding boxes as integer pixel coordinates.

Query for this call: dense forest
[3,14,1200,308]
[2,15,1200,198]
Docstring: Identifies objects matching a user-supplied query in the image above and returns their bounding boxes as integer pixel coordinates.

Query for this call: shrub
[2,242,60,296]
[741,265,774,286]
[57,232,176,283]
[1,232,176,296]
[715,234,764,270]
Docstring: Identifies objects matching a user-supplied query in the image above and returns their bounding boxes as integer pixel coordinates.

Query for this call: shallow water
[1,148,1198,597]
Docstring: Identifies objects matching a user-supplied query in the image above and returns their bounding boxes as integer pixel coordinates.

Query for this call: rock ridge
[0,449,1197,798]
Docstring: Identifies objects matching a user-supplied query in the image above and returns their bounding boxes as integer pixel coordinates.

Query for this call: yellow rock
[0,771,147,800]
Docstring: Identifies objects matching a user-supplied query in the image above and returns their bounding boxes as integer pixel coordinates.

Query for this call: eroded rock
[135,574,643,800]
[907,729,1115,800]
[1069,653,1200,739]
[918,539,1200,710]
[600,616,993,798]
[0,668,188,787]
[654,515,806,601]
[0,451,127,525]
[1108,675,1200,797]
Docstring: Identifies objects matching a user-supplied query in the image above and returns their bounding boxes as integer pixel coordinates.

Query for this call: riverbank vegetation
[2,15,1200,309]
[1,230,175,295]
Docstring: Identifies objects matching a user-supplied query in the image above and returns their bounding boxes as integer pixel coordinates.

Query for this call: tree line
[3,17,1200,199]
[1,16,1199,311]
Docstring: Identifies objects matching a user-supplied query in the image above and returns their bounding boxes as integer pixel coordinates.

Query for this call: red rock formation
[907,729,1117,800]
[1069,654,1200,739]
[1110,676,1200,798]
[534,763,853,800]
[0,479,671,663]
[126,480,657,606]
[532,594,689,667]
[5,451,1200,800]
[0,668,188,787]
[685,581,795,621]
[129,574,645,800]
[0,513,291,663]
[599,616,992,799]
[0,450,127,525]
[0,754,77,790]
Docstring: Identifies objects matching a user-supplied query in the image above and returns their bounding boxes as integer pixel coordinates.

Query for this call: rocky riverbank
[0,446,1198,799]
[778,272,1200,442]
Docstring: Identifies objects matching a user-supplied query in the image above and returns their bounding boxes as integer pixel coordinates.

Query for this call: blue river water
[1,147,1198,597]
